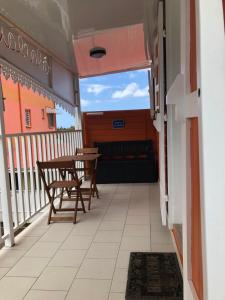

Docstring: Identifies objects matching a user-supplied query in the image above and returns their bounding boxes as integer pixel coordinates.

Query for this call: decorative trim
[0,58,75,115]
[0,19,51,75]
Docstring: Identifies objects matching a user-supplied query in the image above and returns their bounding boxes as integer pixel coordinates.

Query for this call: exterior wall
[196,0,225,299]
[83,109,158,153]
[164,0,225,299]
[2,77,56,134]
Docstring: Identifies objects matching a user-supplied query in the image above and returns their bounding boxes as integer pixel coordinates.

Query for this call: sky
[56,69,150,128]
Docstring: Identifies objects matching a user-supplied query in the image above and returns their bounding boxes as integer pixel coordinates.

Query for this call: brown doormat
[126,252,183,300]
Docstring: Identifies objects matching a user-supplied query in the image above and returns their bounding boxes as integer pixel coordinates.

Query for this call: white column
[75,106,82,130]
[74,76,82,130]
[0,78,14,247]
[196,1,225,299]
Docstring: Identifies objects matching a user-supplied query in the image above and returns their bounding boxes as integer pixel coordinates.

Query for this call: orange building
[2,77,56,134]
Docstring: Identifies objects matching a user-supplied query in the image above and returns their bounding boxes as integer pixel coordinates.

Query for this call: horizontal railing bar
[4,129,82,138]
[0,129,82,137]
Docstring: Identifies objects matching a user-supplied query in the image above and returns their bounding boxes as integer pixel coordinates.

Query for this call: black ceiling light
[90,47,106,58]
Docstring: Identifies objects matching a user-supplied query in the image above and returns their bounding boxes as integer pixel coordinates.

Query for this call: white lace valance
[0,58,76,115]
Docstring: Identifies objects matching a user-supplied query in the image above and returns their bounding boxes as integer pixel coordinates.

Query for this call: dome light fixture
[90,47,106,59]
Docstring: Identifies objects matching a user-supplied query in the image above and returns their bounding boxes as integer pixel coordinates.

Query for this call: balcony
[0,180,173,300]
[0,130,83,247]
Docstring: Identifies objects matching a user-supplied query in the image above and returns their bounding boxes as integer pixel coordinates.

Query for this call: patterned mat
[126,252,183,300]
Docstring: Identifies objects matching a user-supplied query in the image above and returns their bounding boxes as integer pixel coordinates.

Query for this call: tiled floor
[0,183,174,300]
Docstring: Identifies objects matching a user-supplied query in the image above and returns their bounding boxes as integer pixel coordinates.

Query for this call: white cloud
[112,82,149,99]
[80,99,90,107]
[87,84,110,95]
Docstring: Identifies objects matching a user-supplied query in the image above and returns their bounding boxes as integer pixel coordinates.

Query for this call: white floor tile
[23,226,49,237]
[6,257,49,277]
[0,277,36,300]
[49,249,86,267]
[61,236,93,250]
[99,221,125,231]
[0,250,25,268]
[108,293,125,300]
[13,236,39,251]
[25,242,60,258]
[70,224,98,236]
[0,268,9,279]
[66,279,111,300]
[86,243,119,259]
[126,215,150,225]
[123,225,150,237]
[39,228,72,242]
[151,244,175,252]
[24,290,67,300]
[116,251,131,269]
[151,230,172,244]
[76,259,115,279]
[111,268,128,293]
[120,236,150,251]
[32,267,77,291]
[150,213,163,224]
[127,209,150,216]
[94,231,122,243]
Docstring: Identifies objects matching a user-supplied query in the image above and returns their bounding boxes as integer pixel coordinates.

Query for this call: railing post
[0,78,14,247]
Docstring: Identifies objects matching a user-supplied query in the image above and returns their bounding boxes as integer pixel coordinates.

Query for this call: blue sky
[56,69,150,128]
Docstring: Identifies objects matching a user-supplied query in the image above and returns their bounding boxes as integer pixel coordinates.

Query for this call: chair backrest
[37,160,79,190]
[76,147,98,155]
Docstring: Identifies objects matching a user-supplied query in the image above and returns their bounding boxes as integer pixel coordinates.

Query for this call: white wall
[166,0,197,299]
[166,0,225,299]
[196,0,225,299]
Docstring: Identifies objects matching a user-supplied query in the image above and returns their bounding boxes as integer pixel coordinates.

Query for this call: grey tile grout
[0,183,173,300]
[107,184,134,299]
[64,184,119,300]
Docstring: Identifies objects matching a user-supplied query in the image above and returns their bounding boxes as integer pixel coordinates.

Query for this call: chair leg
[59,187,64,209]
[94,184,99,199]
[79,188,86,213]
[47,189,56,224]
[92,171,99,198]
[73,191,79,224]
[88,188,92,210]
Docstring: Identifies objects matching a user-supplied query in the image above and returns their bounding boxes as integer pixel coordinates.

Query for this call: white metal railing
[0,130,83,245]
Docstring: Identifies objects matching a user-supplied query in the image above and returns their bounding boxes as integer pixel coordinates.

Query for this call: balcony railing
[0,130,83,246]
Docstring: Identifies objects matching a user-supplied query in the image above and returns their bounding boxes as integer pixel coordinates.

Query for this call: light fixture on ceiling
[90,47,106,59]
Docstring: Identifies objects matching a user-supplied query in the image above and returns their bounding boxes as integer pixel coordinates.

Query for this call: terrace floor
[0,183,174,300]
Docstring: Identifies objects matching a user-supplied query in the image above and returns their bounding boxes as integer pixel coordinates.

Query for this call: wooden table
[50,154,101,162]
[49,154,101,206]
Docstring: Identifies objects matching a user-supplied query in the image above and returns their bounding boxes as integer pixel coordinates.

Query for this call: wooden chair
[76,147,99,201]
[37,160,86,224]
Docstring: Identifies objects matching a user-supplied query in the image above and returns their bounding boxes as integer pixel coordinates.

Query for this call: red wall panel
[83,109,158,155]
[190,118,203,300]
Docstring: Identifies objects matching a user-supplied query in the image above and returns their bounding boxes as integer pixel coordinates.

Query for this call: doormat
[126,252,183,300]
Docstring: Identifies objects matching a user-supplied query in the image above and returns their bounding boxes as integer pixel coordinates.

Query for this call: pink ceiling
[73,24,150,78]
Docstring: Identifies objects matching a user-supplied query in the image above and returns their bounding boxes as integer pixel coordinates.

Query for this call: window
[25,109,31,128]
[41,108,45,119]
[47,113,55,128]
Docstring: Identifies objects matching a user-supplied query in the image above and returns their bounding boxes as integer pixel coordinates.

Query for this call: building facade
[2,77,56,134]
